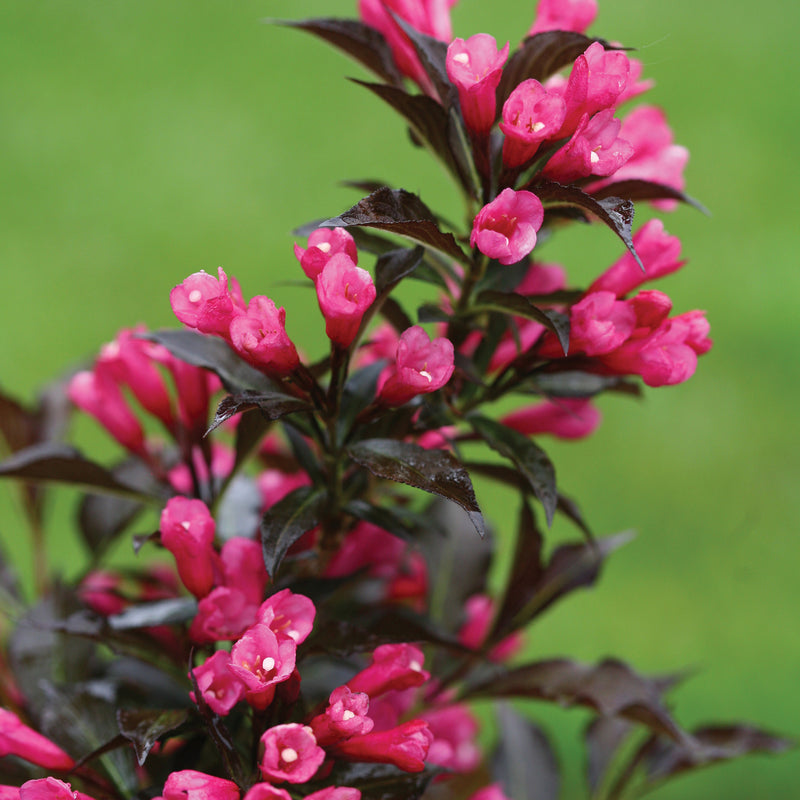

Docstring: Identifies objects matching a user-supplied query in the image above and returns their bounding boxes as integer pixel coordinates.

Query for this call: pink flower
[502,398,602,440]
[420,704,481,772]
[329,719,432,772]
[377,326,454,406]
[446,34,510,134]
[18,779,95,800]
[190,650,246,715]
[258,468,312,510]
[228,296,300,376]
[311,686,375,745]
[68,369,146,456]
[170,268,245,336]
[0,709,74,772]
[316,253,377,348]
[294,228,358,282]
[259,724,325,784]
[468,785,513,800]
[470,189,544,266]
[242,785,291,800]
[528,0,597,35]
[456,593,523,661]
[220,538,268,606]
[229,623,297,710]
[189,586,259,643]
[588,220,684,297]
[499,80,566,167]
[674,309,713,355]
[542,109,633,183]
[306,790,361,800]
[256,589,316,645]
[159,497,218,599]
[159,770,240,800]
[347,643,429,697]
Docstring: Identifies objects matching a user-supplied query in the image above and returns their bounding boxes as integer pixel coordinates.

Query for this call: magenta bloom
[306,790,361,800]
[0,709,74,771]
[159,770,240,800]
[470,188,544,266]
[376,326,454,406]
[294,228,358,282]
[420,704,480,772]
[228,295,300,376]
[499,80,566,167]
[310,686,374,746]
[18,779,95,800]
[347,643,429,697]
[528,0,597,35]
[588,220,684,297]
[159,497,218,599]
[189,586,259,643]
[502,398,602,440]
[220,538,268,606]
[316,253,377,348]
[259,724,325,784]
[229,623,297,710]
[330,719,433,773]
[446,34,509,134]
[257,589,316,645]
[170,267,245,336]
[190,650,246,716]
[468,785,513,800]
[68,369,146,456]
[543,109,633,183]
[243,786,291,800]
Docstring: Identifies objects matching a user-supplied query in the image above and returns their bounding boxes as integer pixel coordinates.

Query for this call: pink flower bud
[259,724,325,784]
[588,220,685,297]
[470,188,544,266]
[19,779,94,800]
[257,589,316,645]
[499,80,566,167]
[673,309,713,354]
[502,398,602,440]
[446,34,510,134]
[220,538,268,606]
[528,0,597,35]
[243,785,291,800]
[376,326,454,407]
[0,709,74,771]
[160,770,240,800]
[159,497,218,599]
[456,593,523,661]
[543,109,633,183]
[229,296,300,376]
[420,704,481,772]
[316,254,377,348]
[311,686,374,745]
[190,650,246,716]
[229,623,297,710]
[68,370,146,456]
[170,268,245,336]
[294,228,358,282]
[330,719,433,773]
[468,785,513,800]
[347,643,429,698]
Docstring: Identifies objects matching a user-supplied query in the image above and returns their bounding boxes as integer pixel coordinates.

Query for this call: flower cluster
[0,3,784,800]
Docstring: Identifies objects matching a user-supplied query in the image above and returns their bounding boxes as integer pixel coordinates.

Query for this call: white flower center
[590,151,600,164]
[454,52,469,65]
[188,290,203,303]
[281,747,298,763]
[317,242,332,253]
[533,121,545,132]
[418,370,433,383]
[342,710,355,721]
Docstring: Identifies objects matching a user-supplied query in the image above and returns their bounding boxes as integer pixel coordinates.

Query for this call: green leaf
[468,415,557,526]
[348,439,485,537]
[475,289,570,355]
[117,709,188,766]
[261,486,328,578]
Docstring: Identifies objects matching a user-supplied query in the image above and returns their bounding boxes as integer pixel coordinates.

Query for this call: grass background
[1,1,798,798]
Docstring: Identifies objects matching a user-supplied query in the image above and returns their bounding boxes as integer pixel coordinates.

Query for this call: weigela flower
[229,622,297,710]
[420,704,481,772]
[316,253,377,348]
[18,778,95,800]
[329,719,433,772]
[220,538,269,606]
[294,228,358,282]
[159,497,218,599]
[242,785,292,800]
[228,295,300,375]
[468,785,513,800]
[499,79,566,167]
[502,398,602,440]
[469,188,544,266]
[347,643,429,697]
[456,593,523,661]
[305,790,362,800]
[190,650,246,716]
[170,267,245,336]
[376,326,454,406]
[158,770,240,800]
[259,724,325,783]
[0,709,74,771]
[257,589,316,645]
[310,686,374,745]
[528,0,597,35]
[189,586,259,643]
[446,34,510,134]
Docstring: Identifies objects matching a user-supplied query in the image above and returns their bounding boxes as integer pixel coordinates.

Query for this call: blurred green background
[1,1,797,798]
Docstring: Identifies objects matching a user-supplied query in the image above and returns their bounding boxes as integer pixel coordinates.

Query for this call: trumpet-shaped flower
[190,650,246,716]
[470,189,544,266]
[158,770,240,800]
[316,253,376,348]
[0,709,75,771]
[528,0,597,35]
[329,719,432,773]
[500,79,566,167]
[294,228,358,282]
[259,724,325,784]
[229,296,299,375]
[170,268,245,336]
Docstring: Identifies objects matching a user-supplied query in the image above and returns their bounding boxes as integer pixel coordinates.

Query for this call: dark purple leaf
[261,486,328,578]
[532,370,640,399]
[493,703,561,800]
[232,404,273,473]
[281,422,325,483]
[344,498,425,542]
[416,303,451,323]
[556,492,594,541]
[0,443,162,501]
[347,438,485,537]
[117,709,188,766]
[322,183,468,266]
[142,329,272,392]
[591,179,709,214]
[322,762,439,800]
[0,390,40,454]
[375,246,426,295]
[215,474,263,542]
[206,390,312,434]
[390,14,453,107]
[108,598,198,631]
[273,18,403,87]
[585,715,635,797]
[468,414,557,526]
[530,181,643,269]
[497,32,612,109]
[467,658,691,745]
[476,290,570,355]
